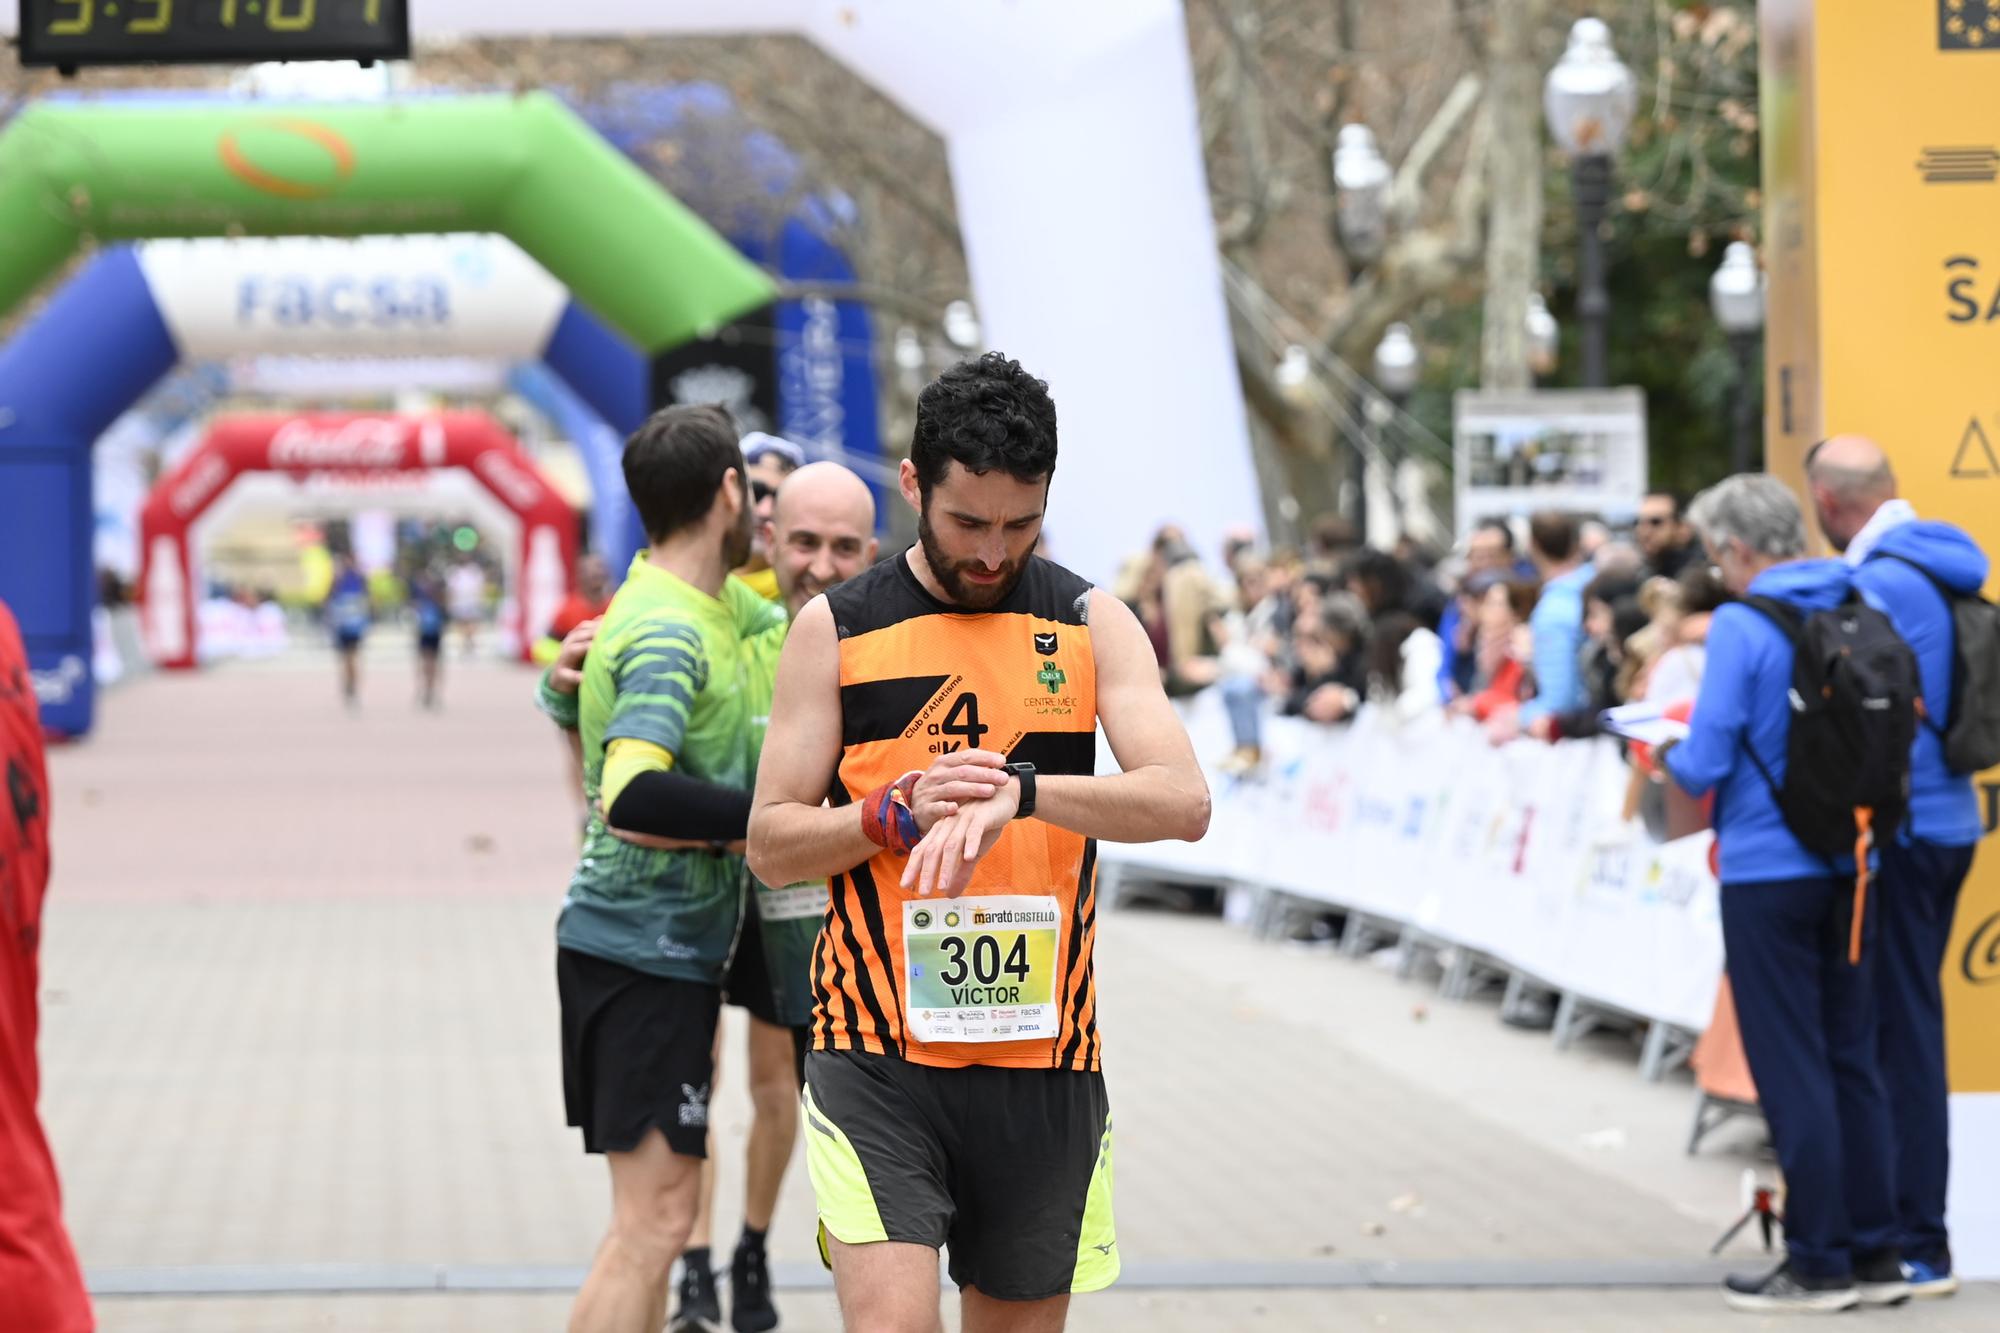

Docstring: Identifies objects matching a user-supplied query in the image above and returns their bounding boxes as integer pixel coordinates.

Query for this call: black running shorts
[801,1048,1117,1301]
[557,947,719,1158]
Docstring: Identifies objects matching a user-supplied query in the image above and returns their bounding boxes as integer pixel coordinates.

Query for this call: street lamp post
[1332,124,1392,275]
[942,300,982,352]
[1709,241,1767,474]
[1372,323,1421,542]
[1544,18,1634,390]
[1525,292,1561,380]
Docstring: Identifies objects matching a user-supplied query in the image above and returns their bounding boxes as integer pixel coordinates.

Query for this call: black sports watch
[1004,762,1037,821]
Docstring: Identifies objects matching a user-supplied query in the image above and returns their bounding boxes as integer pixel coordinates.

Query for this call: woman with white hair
[1658,474,1905,1315]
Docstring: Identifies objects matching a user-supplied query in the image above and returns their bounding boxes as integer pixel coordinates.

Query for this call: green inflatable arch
[0,92,774,350]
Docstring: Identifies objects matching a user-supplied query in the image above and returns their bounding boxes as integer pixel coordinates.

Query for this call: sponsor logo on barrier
[269,418,408,470]
[1965,911,2000,985]
[1512,806,1537,876]
[219,118,358,200]
[1303,775,1346,833]
[170,452,232,518]
[29,656,86,706]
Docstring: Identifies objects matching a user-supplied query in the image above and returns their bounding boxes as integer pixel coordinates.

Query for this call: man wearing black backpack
[1657,475,1913,1314]
[1809,435,1995,1300]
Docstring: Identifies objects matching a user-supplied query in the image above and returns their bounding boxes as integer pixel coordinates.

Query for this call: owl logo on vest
[1034,631,1059,655]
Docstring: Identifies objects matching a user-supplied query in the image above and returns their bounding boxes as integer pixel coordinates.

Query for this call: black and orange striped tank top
[813,551,1102,1071]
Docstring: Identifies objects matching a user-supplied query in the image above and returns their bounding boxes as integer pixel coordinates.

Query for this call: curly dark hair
[910,352,1058,494]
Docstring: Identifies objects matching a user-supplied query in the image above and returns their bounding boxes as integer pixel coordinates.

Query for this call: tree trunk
[1480,0,1545,392]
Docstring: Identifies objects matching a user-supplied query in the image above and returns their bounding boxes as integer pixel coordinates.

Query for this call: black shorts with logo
[557,947,719,1158]
[802,1048,1118,1301]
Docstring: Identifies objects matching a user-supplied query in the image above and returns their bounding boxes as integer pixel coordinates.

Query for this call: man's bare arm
[1030,590,1211,844]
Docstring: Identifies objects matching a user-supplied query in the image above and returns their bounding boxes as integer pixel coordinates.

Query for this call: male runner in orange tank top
[748,352,1210,1333]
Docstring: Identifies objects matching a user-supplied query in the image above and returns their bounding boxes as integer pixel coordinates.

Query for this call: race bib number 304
[902,895,1062,1044]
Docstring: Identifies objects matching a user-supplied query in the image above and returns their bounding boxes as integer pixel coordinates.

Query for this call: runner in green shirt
[534,404,779,1333]
[550,556,782,981]
[678,462,878,1333]
[541,456,879,1333]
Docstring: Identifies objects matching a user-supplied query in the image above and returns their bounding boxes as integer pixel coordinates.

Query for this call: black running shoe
[671,1256,722,1332]
[1722,1261,1858,1314]
[730,1238,780,1333]
[1855,1248,1911,1307]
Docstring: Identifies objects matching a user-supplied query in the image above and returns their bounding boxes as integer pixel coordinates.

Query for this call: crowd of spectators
[1115,493,1733,773]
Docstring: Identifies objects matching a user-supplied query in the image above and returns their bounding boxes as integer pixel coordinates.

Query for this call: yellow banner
[1767,1,2000,1091]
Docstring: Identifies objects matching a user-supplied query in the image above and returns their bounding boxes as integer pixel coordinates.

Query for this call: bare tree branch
[1208,0,1278,251]
[1387,71,1485,227]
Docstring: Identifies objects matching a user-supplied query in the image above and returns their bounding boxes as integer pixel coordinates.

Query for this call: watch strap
[1006,762,1037,821]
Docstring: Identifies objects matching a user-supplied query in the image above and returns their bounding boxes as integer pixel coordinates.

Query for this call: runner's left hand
[901,779,1020,897]
[550,618,600,695]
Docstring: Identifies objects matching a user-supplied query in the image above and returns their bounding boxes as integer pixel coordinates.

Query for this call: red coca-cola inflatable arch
[138,412,578,667]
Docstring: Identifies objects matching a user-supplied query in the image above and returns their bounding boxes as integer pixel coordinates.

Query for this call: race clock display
[18,0,410,69]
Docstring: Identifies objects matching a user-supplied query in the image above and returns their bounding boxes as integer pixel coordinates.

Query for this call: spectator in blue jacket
[1809,435,1989,1298]
[1514,511,1592,730]
[1660,474,1903,1315]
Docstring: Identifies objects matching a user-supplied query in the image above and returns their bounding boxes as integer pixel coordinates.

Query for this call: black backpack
[1873,553,2000,776]
[1739,593,1919,859]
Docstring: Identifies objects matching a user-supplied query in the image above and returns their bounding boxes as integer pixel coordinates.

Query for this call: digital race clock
[18,0,410,69]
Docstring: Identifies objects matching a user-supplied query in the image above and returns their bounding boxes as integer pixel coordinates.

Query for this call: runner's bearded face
[916,465,1047,610]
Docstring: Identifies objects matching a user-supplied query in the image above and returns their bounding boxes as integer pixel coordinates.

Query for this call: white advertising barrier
[136,234,569,360]
[1105,693,1724,1033]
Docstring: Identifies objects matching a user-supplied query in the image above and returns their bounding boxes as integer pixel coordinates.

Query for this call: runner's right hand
[549,618,600,695]
[908,749,1009,834]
